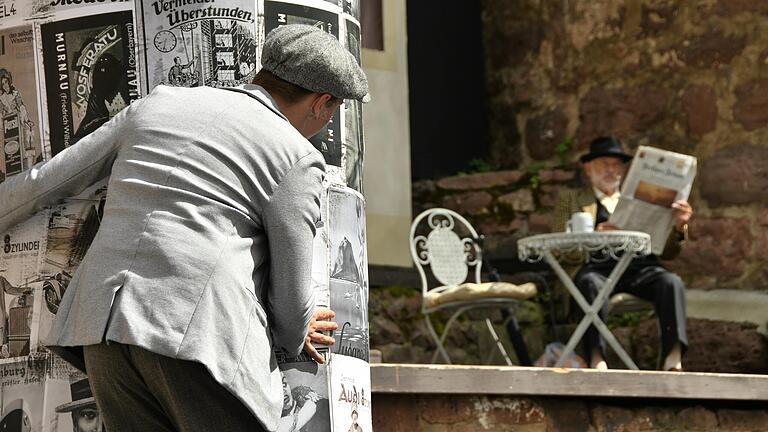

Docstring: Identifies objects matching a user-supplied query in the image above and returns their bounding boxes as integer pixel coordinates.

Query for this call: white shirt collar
[593,187,621,214]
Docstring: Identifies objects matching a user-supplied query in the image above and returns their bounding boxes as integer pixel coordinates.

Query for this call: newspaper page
[0,25,45,183]
[137,0,260,93]
[264,0,343,172]
[609,145,697,255]
[39,9,140,156]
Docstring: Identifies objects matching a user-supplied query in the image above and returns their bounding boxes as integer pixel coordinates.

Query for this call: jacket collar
[224,84,289,122]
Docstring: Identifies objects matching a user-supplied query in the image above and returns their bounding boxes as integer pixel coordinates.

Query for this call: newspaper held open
[609,145,697,255]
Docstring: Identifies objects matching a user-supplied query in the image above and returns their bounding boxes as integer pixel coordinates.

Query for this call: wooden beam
[371,364,768,401]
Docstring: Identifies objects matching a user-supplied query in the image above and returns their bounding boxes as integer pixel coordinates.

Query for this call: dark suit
[554,189,688,362]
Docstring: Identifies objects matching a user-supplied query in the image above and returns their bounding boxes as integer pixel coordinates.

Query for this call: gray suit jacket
[0,84,324,430]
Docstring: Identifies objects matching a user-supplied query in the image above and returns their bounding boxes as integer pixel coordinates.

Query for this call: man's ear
[310,93,334,119]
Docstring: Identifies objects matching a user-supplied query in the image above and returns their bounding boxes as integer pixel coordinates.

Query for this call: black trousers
[83,343,267,432]
[574,257,688,363]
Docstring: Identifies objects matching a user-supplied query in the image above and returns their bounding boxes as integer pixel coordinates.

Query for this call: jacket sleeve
[659,228,683,260]
[262,151,325,356]
[0,100,139,234]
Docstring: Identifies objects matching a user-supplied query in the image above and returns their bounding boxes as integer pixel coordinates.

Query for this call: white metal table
[518,231,652,369]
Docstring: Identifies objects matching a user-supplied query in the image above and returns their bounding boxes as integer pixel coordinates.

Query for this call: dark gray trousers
[83,343,266,432]
[574,259,688,364]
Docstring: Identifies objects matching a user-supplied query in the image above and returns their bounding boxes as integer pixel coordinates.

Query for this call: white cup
[566,212,594,233]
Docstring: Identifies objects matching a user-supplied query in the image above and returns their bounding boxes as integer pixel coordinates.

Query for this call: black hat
[55,379,96,413]
[579,136,633,163]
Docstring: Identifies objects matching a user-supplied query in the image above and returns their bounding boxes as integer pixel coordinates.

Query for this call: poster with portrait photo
[0,357,74,432]
[276,349,331,432]
[137,0,260,94]
[40,10,140,157]
[264,0,342,168]
[0,25,44,184]
[342,99,363,192]
[329,355,371,432]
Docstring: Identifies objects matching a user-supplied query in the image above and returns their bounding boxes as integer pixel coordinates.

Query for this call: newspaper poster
[0,356,96,432]
[36,181,107,352]
[277,349,331,432]
[0,212,48,359]
[40,10,140,157]
[329,279,368,362]
[609,145,697,255]
[137,0,260,93]
[0,25,44,183]
[328,187,368,362]
[0,1,34,27]
[329,355,371,432]
[30,0,131,18]
[264,0,342,168]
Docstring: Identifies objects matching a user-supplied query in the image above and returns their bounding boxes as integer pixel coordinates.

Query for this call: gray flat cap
[262,24,370,102]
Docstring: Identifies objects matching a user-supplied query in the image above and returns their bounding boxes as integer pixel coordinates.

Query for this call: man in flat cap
[553,137,692,372]
[0,24,369,431]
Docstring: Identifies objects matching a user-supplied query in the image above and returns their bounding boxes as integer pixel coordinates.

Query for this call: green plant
[527,161,546,190]
[555,137,573,167]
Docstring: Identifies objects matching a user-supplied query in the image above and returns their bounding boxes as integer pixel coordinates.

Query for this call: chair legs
[503,312,533,366]
[425,308,516,365]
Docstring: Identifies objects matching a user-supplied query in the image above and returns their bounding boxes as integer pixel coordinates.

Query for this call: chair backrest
[409,208,482,297]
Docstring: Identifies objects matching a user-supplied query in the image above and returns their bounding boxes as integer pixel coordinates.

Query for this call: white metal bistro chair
[409,208,537,365]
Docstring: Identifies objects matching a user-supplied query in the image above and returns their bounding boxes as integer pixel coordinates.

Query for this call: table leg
[546,251,639,369]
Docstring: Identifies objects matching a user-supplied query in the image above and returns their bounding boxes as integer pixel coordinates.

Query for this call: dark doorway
[406,0,490,181]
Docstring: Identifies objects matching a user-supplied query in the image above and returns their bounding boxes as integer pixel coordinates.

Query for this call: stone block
[699,144,768,206]
[498,189,535,212]
[667,217,751,279]
[717,408,768,431]
[733,80,768,131]
[679,30,746,68]
[676,406,719,431]
[682,84,717,136]
[437,171,525,191]
[372,394,421,432]
[441,192,493,216]
[420,395,475,425]
[469,397,546,426]
[538,169,576,183]
[591,404,642,432]
[577,85,670,147]
[640,3,679,36]
[540,185,578,208]
[528,213,554,234]
[478,217,525,235]
[537,398,592,432]
[371,315,405,345]
[525,108,569,161]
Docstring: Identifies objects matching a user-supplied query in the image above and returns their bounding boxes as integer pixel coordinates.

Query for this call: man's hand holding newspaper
[608,146,697,254]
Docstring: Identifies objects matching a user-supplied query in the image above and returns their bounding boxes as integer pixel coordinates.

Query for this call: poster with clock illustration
[137,0,260,94]
[40,9,140,157]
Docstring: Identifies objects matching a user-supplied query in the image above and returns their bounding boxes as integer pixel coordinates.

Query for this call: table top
[517,230,652,262]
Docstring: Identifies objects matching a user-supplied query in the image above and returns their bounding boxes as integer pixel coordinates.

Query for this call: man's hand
[596,222,619,231]
[304,308,337,364]
[671,200,693,231]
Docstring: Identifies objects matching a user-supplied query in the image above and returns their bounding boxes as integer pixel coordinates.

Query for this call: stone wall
[461,0,768,292]
[373,394,768,432]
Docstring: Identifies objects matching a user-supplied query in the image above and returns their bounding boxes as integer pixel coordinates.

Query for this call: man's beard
[593,175,622,193]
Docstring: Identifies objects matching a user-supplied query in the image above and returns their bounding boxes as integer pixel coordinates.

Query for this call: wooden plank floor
[371,364,768,401]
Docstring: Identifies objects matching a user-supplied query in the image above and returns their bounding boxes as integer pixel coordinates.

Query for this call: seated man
[553,136,692,371]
